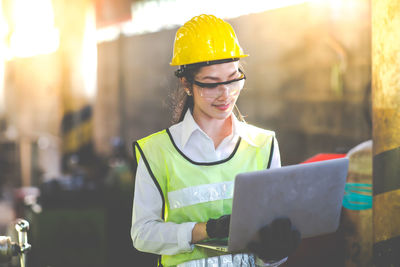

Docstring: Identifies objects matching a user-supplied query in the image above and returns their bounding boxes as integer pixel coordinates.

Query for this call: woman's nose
[218,85,230,98]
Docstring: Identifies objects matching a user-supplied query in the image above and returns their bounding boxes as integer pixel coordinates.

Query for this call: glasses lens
[196,72,246,98]
[200,79,244,98]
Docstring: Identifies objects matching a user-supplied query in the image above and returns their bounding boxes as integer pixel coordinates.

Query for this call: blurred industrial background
[0,0,399,266]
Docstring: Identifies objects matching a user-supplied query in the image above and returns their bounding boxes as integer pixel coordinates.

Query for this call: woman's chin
[212,107,233,120]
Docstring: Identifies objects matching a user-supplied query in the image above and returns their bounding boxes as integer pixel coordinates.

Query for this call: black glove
[247,217,301,262]
[206,215,231,238]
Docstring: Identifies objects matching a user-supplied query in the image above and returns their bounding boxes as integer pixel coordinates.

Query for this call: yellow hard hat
[170,14,248,66]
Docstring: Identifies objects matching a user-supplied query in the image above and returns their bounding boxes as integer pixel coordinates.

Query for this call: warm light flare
[0,1,6,113]
[97,0,310,42]
[125,0,309,36]
[81,3,97,100]
[6,0,59,59]
[96,0,362,42]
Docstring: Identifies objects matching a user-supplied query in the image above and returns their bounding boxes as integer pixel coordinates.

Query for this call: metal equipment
[0,219,31,267]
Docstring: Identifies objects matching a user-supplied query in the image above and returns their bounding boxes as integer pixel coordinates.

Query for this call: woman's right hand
[191,214,231,243]
[206,215,231,239]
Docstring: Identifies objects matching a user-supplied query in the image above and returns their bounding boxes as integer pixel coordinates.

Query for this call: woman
[131,14,300,267]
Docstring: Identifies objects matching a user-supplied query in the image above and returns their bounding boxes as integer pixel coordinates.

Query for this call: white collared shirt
[131,110,281,256]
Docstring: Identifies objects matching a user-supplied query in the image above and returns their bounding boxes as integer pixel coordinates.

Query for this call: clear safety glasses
[193,69,246,99]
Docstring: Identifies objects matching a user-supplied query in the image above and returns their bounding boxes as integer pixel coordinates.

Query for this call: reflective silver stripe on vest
[176,255,288,267]
[168,181,234,210]
[177,254,255,267]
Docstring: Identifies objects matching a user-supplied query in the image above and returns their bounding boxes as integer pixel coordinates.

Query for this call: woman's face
[190,61,243,122]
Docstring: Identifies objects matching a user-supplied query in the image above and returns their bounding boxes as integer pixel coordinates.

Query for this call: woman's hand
[206,215,231,238]
[247,217,301,262]
[191,214,231,243]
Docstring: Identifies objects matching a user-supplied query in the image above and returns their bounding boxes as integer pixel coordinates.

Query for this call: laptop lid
[227,157,349,252]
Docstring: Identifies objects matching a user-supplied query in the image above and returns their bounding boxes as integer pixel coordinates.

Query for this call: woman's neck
[193,114,233,149]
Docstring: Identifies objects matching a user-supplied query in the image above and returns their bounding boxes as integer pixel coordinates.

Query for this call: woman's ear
[180,77,189,88]
[181,78,192,96]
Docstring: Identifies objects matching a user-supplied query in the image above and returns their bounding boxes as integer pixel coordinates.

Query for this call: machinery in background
[0,219,31,267]
[14,138,157,267]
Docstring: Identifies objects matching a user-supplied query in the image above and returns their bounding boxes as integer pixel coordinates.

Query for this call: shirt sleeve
[130,158,196,255]
[269,137,281,169]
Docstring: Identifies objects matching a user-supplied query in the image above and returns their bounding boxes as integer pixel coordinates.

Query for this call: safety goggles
[193,69,246,99]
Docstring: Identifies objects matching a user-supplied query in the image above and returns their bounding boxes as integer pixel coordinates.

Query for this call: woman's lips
[214,103,230,111]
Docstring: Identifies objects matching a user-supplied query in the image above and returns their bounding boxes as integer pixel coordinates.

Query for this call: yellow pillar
[372,0,400,265]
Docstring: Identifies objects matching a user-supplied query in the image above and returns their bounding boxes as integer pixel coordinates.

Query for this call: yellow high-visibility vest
[133,127,275,267]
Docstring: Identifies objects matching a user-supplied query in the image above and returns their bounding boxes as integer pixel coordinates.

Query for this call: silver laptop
[195,157,349,253]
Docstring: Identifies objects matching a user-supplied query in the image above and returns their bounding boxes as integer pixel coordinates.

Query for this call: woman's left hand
[247,217,301,262]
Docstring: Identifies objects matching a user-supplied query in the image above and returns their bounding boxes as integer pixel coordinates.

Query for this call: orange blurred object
[302,153,347,164]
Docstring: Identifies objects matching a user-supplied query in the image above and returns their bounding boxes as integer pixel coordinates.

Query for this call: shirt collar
[180,109,260,148]
[181,110,205,148]
[232,114,259,147]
